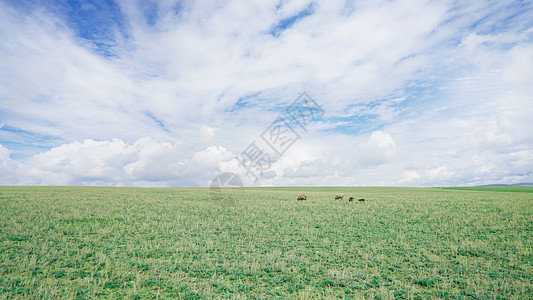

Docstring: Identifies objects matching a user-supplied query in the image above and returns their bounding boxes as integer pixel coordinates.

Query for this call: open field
[0,186,532,299]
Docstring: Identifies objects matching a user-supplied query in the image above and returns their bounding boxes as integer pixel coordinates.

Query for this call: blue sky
[0,0,532,187]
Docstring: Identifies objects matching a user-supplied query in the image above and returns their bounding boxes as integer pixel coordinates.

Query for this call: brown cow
[348,197,354,202]
[358,198,365,202]
[297,194,307,201]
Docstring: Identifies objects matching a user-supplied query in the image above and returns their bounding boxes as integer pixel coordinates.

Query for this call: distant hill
[479,183,533,187]
[442,186,533,193]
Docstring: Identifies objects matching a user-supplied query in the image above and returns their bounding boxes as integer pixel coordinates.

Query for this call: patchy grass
[0,186,531,299]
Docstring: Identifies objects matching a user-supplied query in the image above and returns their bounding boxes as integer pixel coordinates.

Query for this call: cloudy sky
[0,0,532,187]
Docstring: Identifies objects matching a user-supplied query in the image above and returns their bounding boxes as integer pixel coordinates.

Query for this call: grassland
[0,186,531,299]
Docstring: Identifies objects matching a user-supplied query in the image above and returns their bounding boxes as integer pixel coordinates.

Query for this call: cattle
[297,194,307,201]
[358,198,365,202]
[335,193,344,200]
[348,197,354,202]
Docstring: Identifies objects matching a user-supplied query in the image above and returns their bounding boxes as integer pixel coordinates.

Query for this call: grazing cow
[335,193,344,200]
[358,198,365,202]
[349,197,354,202]
[297,194,307,201]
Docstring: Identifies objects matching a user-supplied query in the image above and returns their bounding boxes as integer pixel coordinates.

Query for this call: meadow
[0,186,531,299]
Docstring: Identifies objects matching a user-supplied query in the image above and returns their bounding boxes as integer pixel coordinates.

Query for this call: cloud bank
[0,0,532,187]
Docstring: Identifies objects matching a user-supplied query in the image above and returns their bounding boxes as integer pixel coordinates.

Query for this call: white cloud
[367,131,396,155]
[1,138,235,186]
[398,171,421,184]
[192,146,234,170]
[0,144,12,170]
[503,44,533,95]
[0,144,20,185]
[427,166,454,180]
[0,1,532,187]
[357,131,397,167]
[26,139,135,185]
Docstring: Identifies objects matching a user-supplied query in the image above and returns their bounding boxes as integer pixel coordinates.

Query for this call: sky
[0,0,532,187]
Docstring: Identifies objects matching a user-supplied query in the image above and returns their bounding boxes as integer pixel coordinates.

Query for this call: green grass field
[0,186,531,299]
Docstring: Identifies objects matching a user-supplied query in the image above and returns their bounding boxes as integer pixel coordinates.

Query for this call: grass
[441,186,533,193]
[0,186,531,299]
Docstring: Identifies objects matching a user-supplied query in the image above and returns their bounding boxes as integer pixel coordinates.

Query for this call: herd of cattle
[297,193,365,202]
